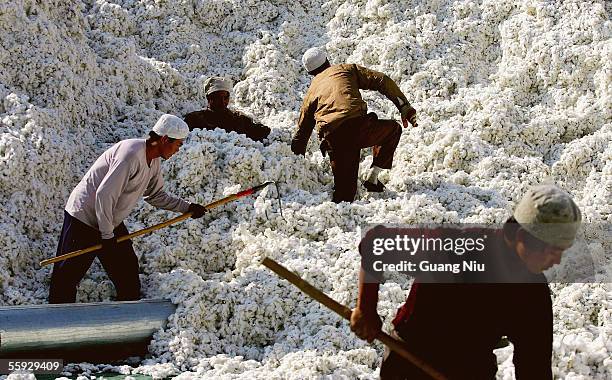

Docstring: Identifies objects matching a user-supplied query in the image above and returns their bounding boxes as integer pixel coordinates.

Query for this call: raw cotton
[0,0,610,379]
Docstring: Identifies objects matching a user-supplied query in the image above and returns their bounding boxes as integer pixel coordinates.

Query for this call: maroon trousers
[323,114,402,203]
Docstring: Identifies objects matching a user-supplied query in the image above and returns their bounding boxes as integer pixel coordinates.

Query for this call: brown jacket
[292,64,409,154]
[185,108,270,142]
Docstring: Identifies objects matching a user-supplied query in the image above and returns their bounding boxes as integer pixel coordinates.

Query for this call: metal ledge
[0,299,176,360]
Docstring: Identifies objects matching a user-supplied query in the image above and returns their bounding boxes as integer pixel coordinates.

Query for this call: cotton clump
[0,0,610,379]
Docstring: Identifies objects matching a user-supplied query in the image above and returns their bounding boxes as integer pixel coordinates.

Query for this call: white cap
[204,77,233,96]
[152,114,189,140]
[302,47,327,72]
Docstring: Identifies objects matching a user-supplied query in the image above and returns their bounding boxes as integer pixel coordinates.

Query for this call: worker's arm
[291,94,316,155]
[354,64,417,127]
[350,268,382,342]
[183,112,197,131]
[234,111,271,142]
[184,112,212,131]
[508,285,554,380]
[95,160,133,239]
[143,166,190,213]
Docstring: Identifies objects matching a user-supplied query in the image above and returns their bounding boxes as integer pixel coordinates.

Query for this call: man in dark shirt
[351,184,582,379]
[184,77,270,142]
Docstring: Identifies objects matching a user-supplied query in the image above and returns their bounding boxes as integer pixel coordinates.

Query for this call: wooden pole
[262,257,447,380]
[40,185,268,267]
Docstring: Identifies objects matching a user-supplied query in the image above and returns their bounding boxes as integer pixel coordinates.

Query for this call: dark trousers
[380,332,427,379]
[379,328,497,380]
[380,330,439,380]
[324,114,402,203]
[48,211,141,304]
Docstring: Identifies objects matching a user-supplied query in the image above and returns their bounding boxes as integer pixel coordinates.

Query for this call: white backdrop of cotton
[0,0,610,379]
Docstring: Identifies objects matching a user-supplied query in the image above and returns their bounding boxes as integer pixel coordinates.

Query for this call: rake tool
[262,257,447,380]
[40,181,282,267]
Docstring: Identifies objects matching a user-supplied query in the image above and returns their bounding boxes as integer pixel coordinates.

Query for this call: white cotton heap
[0,0,610,379]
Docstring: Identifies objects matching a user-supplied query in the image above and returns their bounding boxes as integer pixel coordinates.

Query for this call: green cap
[513,184,582,248]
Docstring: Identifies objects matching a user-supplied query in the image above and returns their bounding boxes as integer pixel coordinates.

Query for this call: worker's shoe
[363,180,386,192]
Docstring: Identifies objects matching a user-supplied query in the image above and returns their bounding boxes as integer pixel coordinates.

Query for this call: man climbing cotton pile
[48,114,207,304]
[184,77,271,142]
[351,184,582,379]
[291,47,418,203]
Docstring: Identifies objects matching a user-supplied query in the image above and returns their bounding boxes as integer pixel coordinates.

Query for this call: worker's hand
[101,237,117,253]
[188,203,208,219]
[291,137,308,156]
[400,104,418,128]
[350,307,382,343]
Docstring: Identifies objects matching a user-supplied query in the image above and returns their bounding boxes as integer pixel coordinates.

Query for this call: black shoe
[363,180,386,192]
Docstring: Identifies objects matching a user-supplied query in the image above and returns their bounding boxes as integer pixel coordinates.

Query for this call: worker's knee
[116,280,141,301]
[377,120,402,145]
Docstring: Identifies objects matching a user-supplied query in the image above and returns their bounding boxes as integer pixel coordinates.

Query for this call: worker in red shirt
[351,184,582,379]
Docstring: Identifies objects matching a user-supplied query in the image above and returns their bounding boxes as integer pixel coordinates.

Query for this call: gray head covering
[204,77,232,96]
[513,184,582,248]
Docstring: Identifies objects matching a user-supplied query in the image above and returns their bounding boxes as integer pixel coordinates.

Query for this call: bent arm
[354,64,410,110]
[356,268,380,312]
[236,113,271,142]
[291,95,316,155]
[144,168,190,213]
[350,268,382,342]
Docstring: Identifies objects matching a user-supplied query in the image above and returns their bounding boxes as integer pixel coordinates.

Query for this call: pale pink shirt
[65,139,189,239]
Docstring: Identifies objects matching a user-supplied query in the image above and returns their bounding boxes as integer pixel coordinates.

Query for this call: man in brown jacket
[291,47,417,203]
[185,77,271,142]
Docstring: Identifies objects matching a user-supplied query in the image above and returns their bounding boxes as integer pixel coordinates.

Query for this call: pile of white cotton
[1,0,610,379]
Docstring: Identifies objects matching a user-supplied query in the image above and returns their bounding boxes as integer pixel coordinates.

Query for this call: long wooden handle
[262,257,447,380]
[40,191,247,267]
